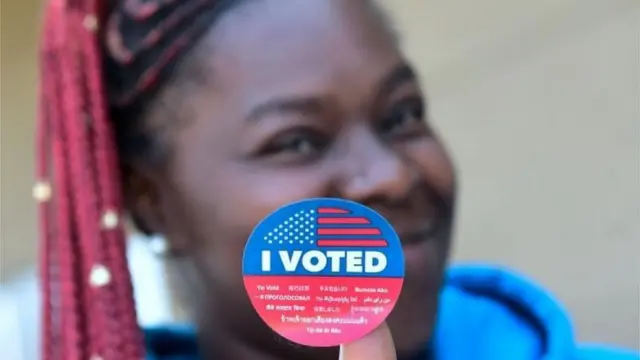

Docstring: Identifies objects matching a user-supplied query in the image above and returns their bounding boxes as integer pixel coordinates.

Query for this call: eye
[258,128,328,164]
[380,97,429,139]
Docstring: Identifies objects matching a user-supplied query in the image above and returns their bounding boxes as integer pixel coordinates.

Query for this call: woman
[35,0,636,359]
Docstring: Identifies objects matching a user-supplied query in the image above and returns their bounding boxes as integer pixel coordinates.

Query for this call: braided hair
[36,1,245,359]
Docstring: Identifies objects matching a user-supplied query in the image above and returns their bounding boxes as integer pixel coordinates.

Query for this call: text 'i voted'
[260,250,387,273]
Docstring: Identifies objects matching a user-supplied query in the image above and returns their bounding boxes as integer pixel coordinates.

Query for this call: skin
[124,0,456,359]
[340,323,396,360]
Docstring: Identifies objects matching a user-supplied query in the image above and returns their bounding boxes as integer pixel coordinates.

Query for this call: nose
[337,131,417,204]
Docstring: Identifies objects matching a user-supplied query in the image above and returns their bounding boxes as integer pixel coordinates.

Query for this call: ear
[121,163,164,236]
[122,162,192,257]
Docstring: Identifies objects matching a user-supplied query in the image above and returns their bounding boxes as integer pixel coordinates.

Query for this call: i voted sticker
[242,198,405,347]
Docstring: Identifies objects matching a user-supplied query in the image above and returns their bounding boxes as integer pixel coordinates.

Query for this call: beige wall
[1,0,41,283]
[1,0,639,350]
[387,0,640,347]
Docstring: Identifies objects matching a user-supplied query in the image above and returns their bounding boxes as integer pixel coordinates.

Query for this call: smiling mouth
[397,221,441,246]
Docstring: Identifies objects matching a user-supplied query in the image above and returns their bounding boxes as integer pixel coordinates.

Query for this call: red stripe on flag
[317,207,350,214]
[317,228,381,235]
[317,217,370,224]
[317,240,388,247]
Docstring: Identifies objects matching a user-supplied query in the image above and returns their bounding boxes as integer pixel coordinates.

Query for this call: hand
[339,323,396,360]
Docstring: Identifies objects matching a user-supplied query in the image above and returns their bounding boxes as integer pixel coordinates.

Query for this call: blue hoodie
[144,264,638,360]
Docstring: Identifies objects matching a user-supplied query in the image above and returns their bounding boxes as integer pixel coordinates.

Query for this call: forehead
[192,0,401,103]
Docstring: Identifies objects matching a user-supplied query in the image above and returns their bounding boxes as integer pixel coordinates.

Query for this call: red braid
[36,0,230,359]
[38,1,144,359]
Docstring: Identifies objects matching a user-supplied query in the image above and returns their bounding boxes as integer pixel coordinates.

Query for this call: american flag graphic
[262,206,387,248]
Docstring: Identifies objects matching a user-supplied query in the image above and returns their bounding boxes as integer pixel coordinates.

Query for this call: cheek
[185,164,332,269]
[216,166,332,229]
[407,138,456,197]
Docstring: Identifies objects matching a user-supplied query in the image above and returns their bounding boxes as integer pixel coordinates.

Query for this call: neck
[198,324,431,360]
[198,324,338,360]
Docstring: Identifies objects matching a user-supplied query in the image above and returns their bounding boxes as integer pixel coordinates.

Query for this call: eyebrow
[244,63,418,123]
[245,97,325,123]
[374,63,418,101]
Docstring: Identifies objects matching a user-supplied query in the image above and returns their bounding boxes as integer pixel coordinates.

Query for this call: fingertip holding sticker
[242,198,405,347]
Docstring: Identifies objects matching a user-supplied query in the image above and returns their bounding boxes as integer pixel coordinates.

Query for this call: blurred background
[1,0,639,359]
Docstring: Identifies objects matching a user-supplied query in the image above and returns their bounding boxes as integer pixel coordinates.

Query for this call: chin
[388,235,449,354]
[388,287,440,354]
[388,266,444,354]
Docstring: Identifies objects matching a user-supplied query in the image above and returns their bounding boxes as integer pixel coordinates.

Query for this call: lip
[395,220,439,246]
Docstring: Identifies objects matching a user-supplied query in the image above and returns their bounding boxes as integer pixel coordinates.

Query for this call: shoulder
[576,345,640,360]
[437,263,638,360]
[144,324,200,360]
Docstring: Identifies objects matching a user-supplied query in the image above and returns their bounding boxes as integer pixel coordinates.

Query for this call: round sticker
[242,198,405,347]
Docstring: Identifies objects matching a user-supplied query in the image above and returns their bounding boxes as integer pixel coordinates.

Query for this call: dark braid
[36,1,245,359]
[106,0,244,161]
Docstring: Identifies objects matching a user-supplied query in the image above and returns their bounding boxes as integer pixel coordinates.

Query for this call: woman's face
[130,0,455,356]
